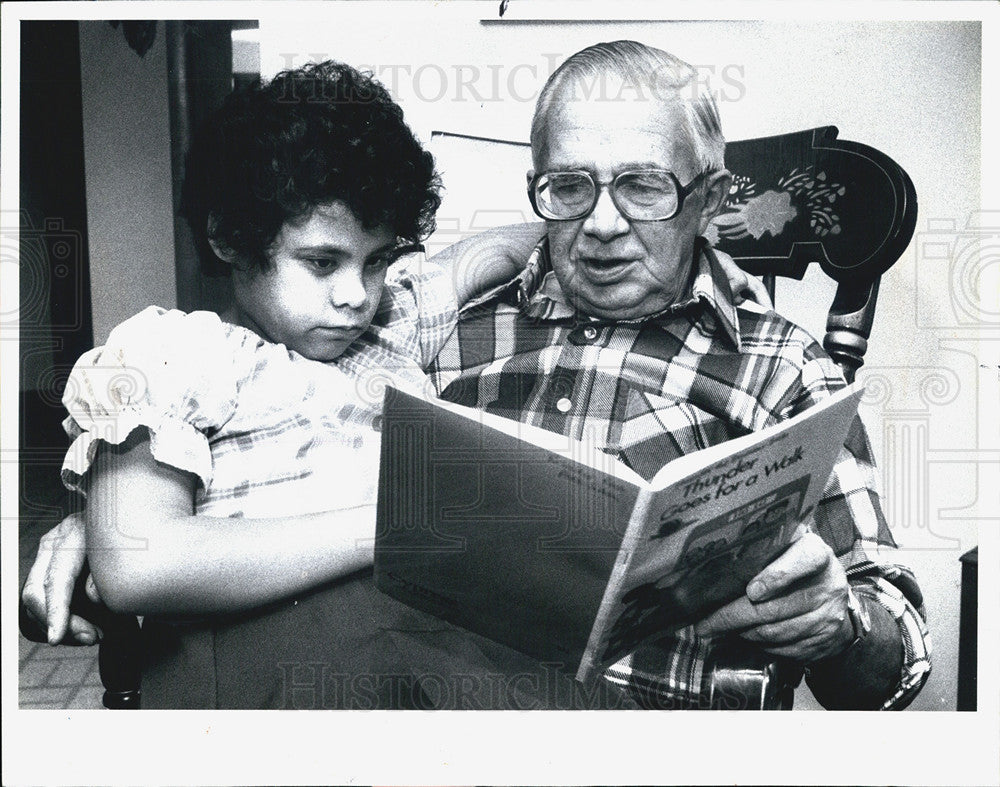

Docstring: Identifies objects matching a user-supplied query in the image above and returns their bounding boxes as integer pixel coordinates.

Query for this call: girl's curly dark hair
[181,60,441,274]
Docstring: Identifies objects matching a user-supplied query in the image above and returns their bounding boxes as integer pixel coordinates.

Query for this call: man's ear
[697,169,733,235]
[526,168,535,188]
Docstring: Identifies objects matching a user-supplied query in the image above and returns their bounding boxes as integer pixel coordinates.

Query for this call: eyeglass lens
[534,171,680,220]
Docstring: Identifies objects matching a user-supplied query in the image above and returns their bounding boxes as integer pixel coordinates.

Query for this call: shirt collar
[477,236,743,350]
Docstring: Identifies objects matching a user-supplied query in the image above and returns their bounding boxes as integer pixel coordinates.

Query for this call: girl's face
[230,201,398,361]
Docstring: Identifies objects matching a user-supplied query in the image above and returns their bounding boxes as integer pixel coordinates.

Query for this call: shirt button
[582,326,598,341]
[556,397,573,413]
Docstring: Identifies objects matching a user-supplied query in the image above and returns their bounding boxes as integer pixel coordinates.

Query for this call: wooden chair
[20,126,917,709]
[712,125,917,383]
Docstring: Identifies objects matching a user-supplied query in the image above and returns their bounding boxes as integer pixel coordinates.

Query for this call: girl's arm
[86,429,374,616]
[427,222,546,305]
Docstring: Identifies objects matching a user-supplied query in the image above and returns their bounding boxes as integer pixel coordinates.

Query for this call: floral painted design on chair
[708,166,846,244]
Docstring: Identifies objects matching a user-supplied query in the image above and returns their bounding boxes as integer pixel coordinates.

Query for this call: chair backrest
[712,126,917,381]
[428,126,918,382]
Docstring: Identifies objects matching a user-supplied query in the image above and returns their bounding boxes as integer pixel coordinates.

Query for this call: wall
[19,21,94,392]
[78,21,177,345]
[260,9,988,711]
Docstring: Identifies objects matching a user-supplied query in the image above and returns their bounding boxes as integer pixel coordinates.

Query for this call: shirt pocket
[616,389,748,482]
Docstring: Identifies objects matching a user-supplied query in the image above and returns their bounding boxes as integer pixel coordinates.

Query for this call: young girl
[52,61,538,707]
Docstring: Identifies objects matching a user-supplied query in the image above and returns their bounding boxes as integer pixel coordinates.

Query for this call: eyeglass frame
[527,168,710,222]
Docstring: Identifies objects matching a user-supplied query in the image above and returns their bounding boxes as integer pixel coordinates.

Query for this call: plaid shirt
[429,238,930,710]
[62,256,458,520]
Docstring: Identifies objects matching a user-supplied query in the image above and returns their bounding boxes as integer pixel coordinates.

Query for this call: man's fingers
[697,532,854,659]
[43,554,83,644]
[739,605,833,646]
[695,595,759,636]
[695,580,823,636]
[19,582,49,642]
[746,531,830,603]
[22,573,48,633]
[42,522,88,644]
[67,615,101,646]
[749,632,830,662]
[715,251,772,309]
[21,530,56,629]
[739,273,772,308]
[85,573,103,605]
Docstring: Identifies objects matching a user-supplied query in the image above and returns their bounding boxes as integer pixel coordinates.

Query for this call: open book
[374,383,864,686]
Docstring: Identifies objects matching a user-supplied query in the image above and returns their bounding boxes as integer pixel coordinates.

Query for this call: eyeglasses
[528,169,708,222]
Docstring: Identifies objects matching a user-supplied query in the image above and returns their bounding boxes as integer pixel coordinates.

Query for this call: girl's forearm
[86,430,375,616]
[90,505,375,616]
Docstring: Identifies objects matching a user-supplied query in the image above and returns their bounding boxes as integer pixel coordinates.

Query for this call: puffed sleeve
[61,306,256,494]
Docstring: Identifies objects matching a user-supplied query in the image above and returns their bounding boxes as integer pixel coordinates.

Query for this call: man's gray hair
[530,40,726,173]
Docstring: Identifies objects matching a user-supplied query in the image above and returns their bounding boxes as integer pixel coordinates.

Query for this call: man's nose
[329,268,368,310]
[582,185,629,241]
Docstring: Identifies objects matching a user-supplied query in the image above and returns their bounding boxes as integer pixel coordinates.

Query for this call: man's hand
[714,252,772,309]
[21,513,103,645]
[694,530,855,663]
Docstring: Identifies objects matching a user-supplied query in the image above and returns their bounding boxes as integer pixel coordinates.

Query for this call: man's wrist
[827,585,871,660]
[803,589,903,710]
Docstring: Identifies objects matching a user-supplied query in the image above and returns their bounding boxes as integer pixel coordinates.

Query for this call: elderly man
[386,40,929,710]
[23,41,929,710]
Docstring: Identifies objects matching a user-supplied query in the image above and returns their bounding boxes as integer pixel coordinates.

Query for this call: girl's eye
[307,258,337,272]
